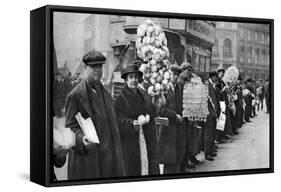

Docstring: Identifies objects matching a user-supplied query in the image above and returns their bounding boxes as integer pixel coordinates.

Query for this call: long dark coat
[244,83,254,120]
[205,80,219,156]
[158,84,187,164]
[114,86,159,176]
[64,80,125,180]
[235,85,244,128]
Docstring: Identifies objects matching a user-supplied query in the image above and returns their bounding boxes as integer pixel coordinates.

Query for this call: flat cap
[82,50,106,66]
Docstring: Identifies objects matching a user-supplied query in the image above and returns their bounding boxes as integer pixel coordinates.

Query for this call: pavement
[54,105,270,180]
[189,107,270,172]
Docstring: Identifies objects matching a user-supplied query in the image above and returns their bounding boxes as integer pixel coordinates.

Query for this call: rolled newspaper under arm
[75,112,100,144]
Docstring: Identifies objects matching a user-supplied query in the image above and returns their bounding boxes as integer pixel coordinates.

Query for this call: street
[190,107,270,172]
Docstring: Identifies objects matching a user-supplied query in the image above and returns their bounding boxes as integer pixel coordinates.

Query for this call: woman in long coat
[114,65,159,176]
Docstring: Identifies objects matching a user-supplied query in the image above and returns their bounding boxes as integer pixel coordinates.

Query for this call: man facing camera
[64,50,125,180]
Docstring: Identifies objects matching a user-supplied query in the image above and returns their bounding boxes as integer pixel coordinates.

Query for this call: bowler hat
[121,65,143,79]
[82,50,106,66]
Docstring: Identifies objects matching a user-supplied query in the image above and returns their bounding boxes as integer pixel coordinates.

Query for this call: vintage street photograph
[52,12,271,181]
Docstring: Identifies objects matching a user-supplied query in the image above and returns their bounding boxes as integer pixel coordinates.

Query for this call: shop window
[223,39,232,57]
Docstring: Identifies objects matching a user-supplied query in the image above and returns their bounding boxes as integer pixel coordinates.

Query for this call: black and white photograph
[51,10,272,183]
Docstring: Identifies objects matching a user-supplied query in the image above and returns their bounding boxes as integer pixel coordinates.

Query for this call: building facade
[237,23,270,80]
[211,22,238,71]
[212,22,270,80]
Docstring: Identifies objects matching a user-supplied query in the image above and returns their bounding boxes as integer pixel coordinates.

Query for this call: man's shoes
[190,157,200,165]
[223,135,231,140]
[233,131,239,135]
[213,149,218,153]
[186,161,196,169]
[211,153,217,157]
[205,155,214,161]
[218,140,225,144]
[246,120,252,122]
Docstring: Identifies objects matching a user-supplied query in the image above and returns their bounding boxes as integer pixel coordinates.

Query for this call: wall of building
[237,23,270,80]
[211,22,238,71]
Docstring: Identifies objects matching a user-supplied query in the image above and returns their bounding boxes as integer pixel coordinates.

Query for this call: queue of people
[53,50,270,181]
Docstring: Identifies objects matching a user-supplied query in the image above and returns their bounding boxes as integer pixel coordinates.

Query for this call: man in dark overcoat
[244,79,254,122]
[64,50,125,180]
[235,75,244,128]
[158,64,187,174]
[264,79,270,114]
[205,71,220,161]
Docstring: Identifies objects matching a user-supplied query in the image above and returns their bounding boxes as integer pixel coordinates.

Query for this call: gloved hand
[138,115,147,126]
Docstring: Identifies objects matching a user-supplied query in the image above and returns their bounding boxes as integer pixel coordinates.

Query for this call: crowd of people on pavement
[52,50,270,181]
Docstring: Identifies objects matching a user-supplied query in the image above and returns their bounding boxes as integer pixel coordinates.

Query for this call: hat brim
[217,69,225,72]
[121,71,143,79]
[85,61,106,66]
[171,69,182,74]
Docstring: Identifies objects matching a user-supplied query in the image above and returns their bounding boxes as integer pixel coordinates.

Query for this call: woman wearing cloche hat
[114,64,159,176]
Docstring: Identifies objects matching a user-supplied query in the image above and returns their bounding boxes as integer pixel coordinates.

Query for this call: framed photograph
[30,5,274,187]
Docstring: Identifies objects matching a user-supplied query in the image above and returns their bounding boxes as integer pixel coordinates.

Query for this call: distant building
[237,23,269,80]
[211,22,238,71]
[212,22,269,80]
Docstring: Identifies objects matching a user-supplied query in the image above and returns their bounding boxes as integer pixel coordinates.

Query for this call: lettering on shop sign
[186,20,216,44]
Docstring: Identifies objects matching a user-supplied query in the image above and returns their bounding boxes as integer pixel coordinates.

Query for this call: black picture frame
[30,4,274,187]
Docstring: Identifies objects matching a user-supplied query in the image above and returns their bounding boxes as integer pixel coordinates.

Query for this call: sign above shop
[186,20,216,44]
